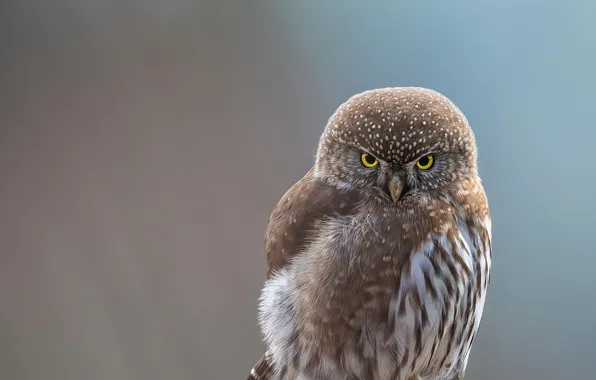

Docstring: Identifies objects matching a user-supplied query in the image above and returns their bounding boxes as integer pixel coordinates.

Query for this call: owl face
[315,87,478,203]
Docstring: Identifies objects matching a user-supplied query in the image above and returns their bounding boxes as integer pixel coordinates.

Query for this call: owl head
[314,87,479,203]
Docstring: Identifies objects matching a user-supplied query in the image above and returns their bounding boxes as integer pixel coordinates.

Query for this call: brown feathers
[248,87,492,380]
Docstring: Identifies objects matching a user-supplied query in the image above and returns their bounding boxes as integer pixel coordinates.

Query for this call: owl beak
[388,175,405,203]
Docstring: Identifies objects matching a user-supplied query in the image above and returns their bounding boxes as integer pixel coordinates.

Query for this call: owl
[246,87,492,380]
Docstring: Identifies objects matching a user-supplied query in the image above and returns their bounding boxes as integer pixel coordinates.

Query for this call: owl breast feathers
[248,87,492,380]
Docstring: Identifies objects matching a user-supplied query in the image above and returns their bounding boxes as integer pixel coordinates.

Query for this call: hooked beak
[387,174,406,203]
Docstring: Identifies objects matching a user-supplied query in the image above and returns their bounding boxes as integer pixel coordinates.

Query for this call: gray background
[1,1,595,379]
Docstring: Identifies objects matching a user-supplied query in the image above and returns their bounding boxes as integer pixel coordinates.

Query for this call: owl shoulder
[264,168,359,278]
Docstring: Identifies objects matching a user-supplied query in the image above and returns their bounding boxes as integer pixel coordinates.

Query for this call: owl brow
[410,142,442,163]
[351,145,379,159]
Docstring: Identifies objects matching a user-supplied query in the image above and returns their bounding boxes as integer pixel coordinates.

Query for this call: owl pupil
[365,155,375,164]
[419,157,429,166]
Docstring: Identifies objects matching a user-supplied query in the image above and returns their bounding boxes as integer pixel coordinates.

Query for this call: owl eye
[360,153,379,168]
[416,155,434,170]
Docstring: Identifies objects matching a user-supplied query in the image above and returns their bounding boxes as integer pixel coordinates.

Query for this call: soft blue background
[1,1,595,379]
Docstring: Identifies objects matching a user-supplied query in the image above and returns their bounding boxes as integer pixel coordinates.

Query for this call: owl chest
[259,217,491,380]
[380,229,490,379]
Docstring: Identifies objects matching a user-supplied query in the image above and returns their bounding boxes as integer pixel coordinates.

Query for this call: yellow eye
[361,153,378,168]
[416,155,434,170]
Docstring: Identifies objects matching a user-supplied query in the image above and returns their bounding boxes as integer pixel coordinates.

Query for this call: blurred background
[1,1,595,379]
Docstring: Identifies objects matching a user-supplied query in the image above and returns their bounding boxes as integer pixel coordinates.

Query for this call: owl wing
[246,168,360,380]
[246,353,275,380]
[264,167,360,279]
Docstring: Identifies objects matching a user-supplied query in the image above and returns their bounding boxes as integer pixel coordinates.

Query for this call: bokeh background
[1,1,595,379]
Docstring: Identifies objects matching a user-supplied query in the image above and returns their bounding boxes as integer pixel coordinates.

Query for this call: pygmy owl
[247,87,492,380]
